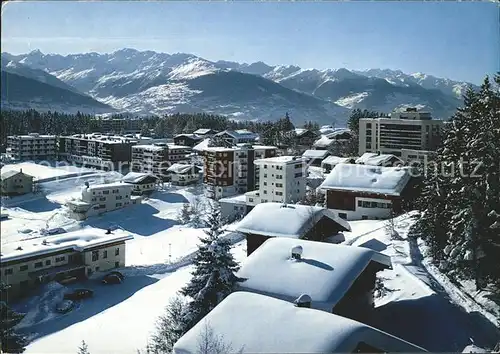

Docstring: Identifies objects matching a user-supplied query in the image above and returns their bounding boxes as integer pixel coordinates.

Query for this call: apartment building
[131,143,191,179]
[358,108,443,159]
[245,156,306,206]
[201,144,277,200]
[58,134,137,169]
[93,118,142,134]
[214,130,259,145]
[67,182,140,220]
[0,228,133,299]
[7,133,57,161]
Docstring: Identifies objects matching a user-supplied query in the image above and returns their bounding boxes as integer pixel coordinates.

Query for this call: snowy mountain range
[1,48,474,125]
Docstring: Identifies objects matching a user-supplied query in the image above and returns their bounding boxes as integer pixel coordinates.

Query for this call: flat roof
[319,164,411,196]
[218,193,247,205]
[86,181,134,190]
[302,149,330,159]
[173,292,423,354]
[1,227,134,264]
[237,238,391,311]
[254,155,303,164]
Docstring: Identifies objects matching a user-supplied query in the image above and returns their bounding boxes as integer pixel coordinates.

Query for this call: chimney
[20,168,22,173]
[85,181,90,189]
[291,245,303,260]
[294,294,312,308]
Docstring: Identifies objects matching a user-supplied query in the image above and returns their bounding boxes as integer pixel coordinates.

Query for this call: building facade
[0,229,132,300]
[0,170,34,196]
[67,182,140,220]
[358,108,443,158]
[167,163,201,186]
[202,145,277,200]
[7,133,57,161]
[245,156,306,206]
[58,134,137,169]
[131,143,191,179]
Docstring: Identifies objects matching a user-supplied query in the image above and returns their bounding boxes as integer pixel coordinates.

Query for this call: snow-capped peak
[168,58,219,80]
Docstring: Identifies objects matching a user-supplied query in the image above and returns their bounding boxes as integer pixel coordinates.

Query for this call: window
[103,190,109,195]
[45,260,51,266]
[4,268,13,275]
[92,250,99,262]
[264,164,268,169]
[20,265,29,271]
[294,172,302,178]
[99,204,106,209]
[234,206,239,210]
[116,202,122,207]
[263,190,267,194]
[263,181,267,186]
[338,213,347,220]
[95,266,100,272]
[115,248,120,256]
[34,262,43,268]
[249,198,254,202]
[116,195,122,200]
[100,197,106,201]
[263,174,267,178]
[362,215,368,220]
[276,183,283,188]
[295,163,302,168]
[115,261,120,268]
[276,191,283,196]
[56,256,65,263]
[103,250,108,259]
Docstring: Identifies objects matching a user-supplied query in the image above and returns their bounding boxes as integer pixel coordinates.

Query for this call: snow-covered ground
[1,162,96,182]
[3,169,499,353]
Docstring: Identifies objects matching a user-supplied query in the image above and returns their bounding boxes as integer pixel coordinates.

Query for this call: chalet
[1,169,34,196]
[235,202,351,256]
[313,129,353,150]
[192,128,217,137]
[166,163,201,186]
[319,164,412,221]
[302,149,330,167]
[122,172,159,195]
[321,156,356,174]
[356,152,404,167]
[214,130,258,145]
[218,194,249,223]
[236,238,392,321]
[293,128,319,149]
[173,292,426,354]
[173,134,203,147]
[0,227,133,299]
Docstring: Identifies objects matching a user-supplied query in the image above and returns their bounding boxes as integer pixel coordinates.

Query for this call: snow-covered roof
[1,170,33,180]
[355,153,403,166]
[325,128,352,139]
[215,130,258,140]
[319,164,411,196]
[8,134,55,139]
[193,128,215,135]
[166,143,190,150]
[122,172,158,184]
[254,155,303,165]
[321,156,355,166]
[235,202,351,238]
[166,163,199,174]
[173,293,422,354]
[302,149,330,159]
[236,238,391,311]
[174,133,203,141]
[132,144,166,151]
[313,135,334,148]
[218,194,247,205]
[192,138,211,152]
[252,145,278,151]
[0,227,134,264]
[85,181,134,191]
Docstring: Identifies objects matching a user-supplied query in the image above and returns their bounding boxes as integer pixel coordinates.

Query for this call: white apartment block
[246,156,306,206]
[67,182,140,220]
[7,133,57,161]
[131,143,191,179]
[358,108,443,159]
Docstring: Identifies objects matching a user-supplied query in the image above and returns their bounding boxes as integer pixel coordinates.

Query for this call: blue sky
[1,1,498,84]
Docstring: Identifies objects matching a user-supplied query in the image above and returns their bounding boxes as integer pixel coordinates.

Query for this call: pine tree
[77,340,90,354]
[0,285,27,353]
[149,296,189,354]
[178,203,192,225]
[180,205,241,329]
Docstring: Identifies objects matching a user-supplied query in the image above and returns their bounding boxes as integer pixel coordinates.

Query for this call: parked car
[63,289,94,301]
[101,271,124,285]
[55,300,74,314]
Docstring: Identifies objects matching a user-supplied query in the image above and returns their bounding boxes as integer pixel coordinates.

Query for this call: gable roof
[122,172,158,184]
[193,128,215,135]
[319,164,411,196]
[1,170,24,180]
[235,202,351,238]
[192,138,211,152]
[173,292,425,354]
[302,149,330,159]
[174,133,203,141]
[166,163,200,174]
[355,153,403,166]
[321,156,355,166]
[236,238,392,312]
[215,129,258,140]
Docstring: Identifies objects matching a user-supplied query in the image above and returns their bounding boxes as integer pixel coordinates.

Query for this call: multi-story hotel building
[58,133,137,169]
[201,144,277,200]
[7,133,57,161]
[245,156,307,206]
[0,228,133,299]
[131,143,191,179]
[358,108,443,159]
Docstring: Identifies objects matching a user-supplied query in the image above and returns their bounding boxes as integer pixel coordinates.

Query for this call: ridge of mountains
[1,48,473,125]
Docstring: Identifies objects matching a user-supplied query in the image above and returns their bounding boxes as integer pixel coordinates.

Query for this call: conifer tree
[0,284,27,353]
[180,205,241,329]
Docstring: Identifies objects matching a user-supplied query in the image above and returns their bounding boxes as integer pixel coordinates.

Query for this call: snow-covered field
[1,162,96,182]
[2,166,499,353]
